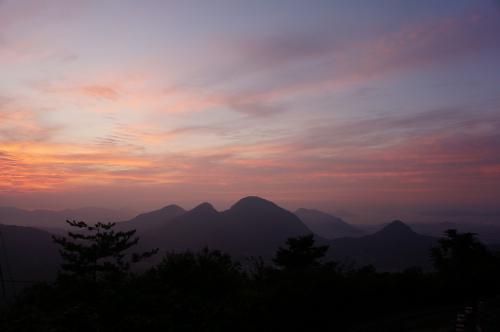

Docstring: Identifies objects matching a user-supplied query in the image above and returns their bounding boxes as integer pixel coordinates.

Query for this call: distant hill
[117,204,186,233]
[294,208,364,239]
[143,202,226,251]
[0,206,138,230]
[0,224,60,284]
[355,221,500,245]
[328,220,437,271]
[140,196,312,258]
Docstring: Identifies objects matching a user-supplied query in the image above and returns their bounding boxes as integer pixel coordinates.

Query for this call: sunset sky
[1,0,500,220]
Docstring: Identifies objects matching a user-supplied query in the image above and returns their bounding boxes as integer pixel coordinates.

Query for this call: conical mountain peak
[377,220,415,236]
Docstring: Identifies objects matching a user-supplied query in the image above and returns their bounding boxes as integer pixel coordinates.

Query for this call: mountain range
[135,197,312,258]
[0,196,448,284]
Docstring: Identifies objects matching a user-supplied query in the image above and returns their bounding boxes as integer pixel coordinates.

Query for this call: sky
[1,0,500,222]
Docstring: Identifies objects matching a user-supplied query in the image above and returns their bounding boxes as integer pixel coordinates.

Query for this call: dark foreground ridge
[1,196,500,331]
[1,217,499,332]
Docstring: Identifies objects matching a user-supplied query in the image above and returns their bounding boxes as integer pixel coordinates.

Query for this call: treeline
[1,221,500,331]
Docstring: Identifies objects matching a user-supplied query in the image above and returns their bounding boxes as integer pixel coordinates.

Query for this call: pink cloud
[81,85,120,101]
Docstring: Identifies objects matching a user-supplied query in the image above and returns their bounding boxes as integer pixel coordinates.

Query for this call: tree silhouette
[431,229,500,300]
[2,228,500,331]
[431,230,492,279]
[151,248,243,294]
[52,220,157,282]
[273,234,328,271]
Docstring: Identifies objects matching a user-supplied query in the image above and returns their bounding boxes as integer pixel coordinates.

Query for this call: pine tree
[273,234,328,271]
[53,220,157,282]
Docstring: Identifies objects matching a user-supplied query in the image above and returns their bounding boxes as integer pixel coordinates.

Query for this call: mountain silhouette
[0,224,60,283]
[373,220,416,238]
[226,196,311,237]
[223,197,312,256]
[188,202,219,217]
[329,220,437,270]
[294,208,364,239]
[118,204,186,232]
[139,196,312,257]
[143,202,226,251]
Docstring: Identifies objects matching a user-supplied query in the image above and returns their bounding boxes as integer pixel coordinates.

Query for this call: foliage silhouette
[3,220,160,332]
[1,231,499,331]
[52,220,157,282]
[431,229,500,300]
[273,234,329,271]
